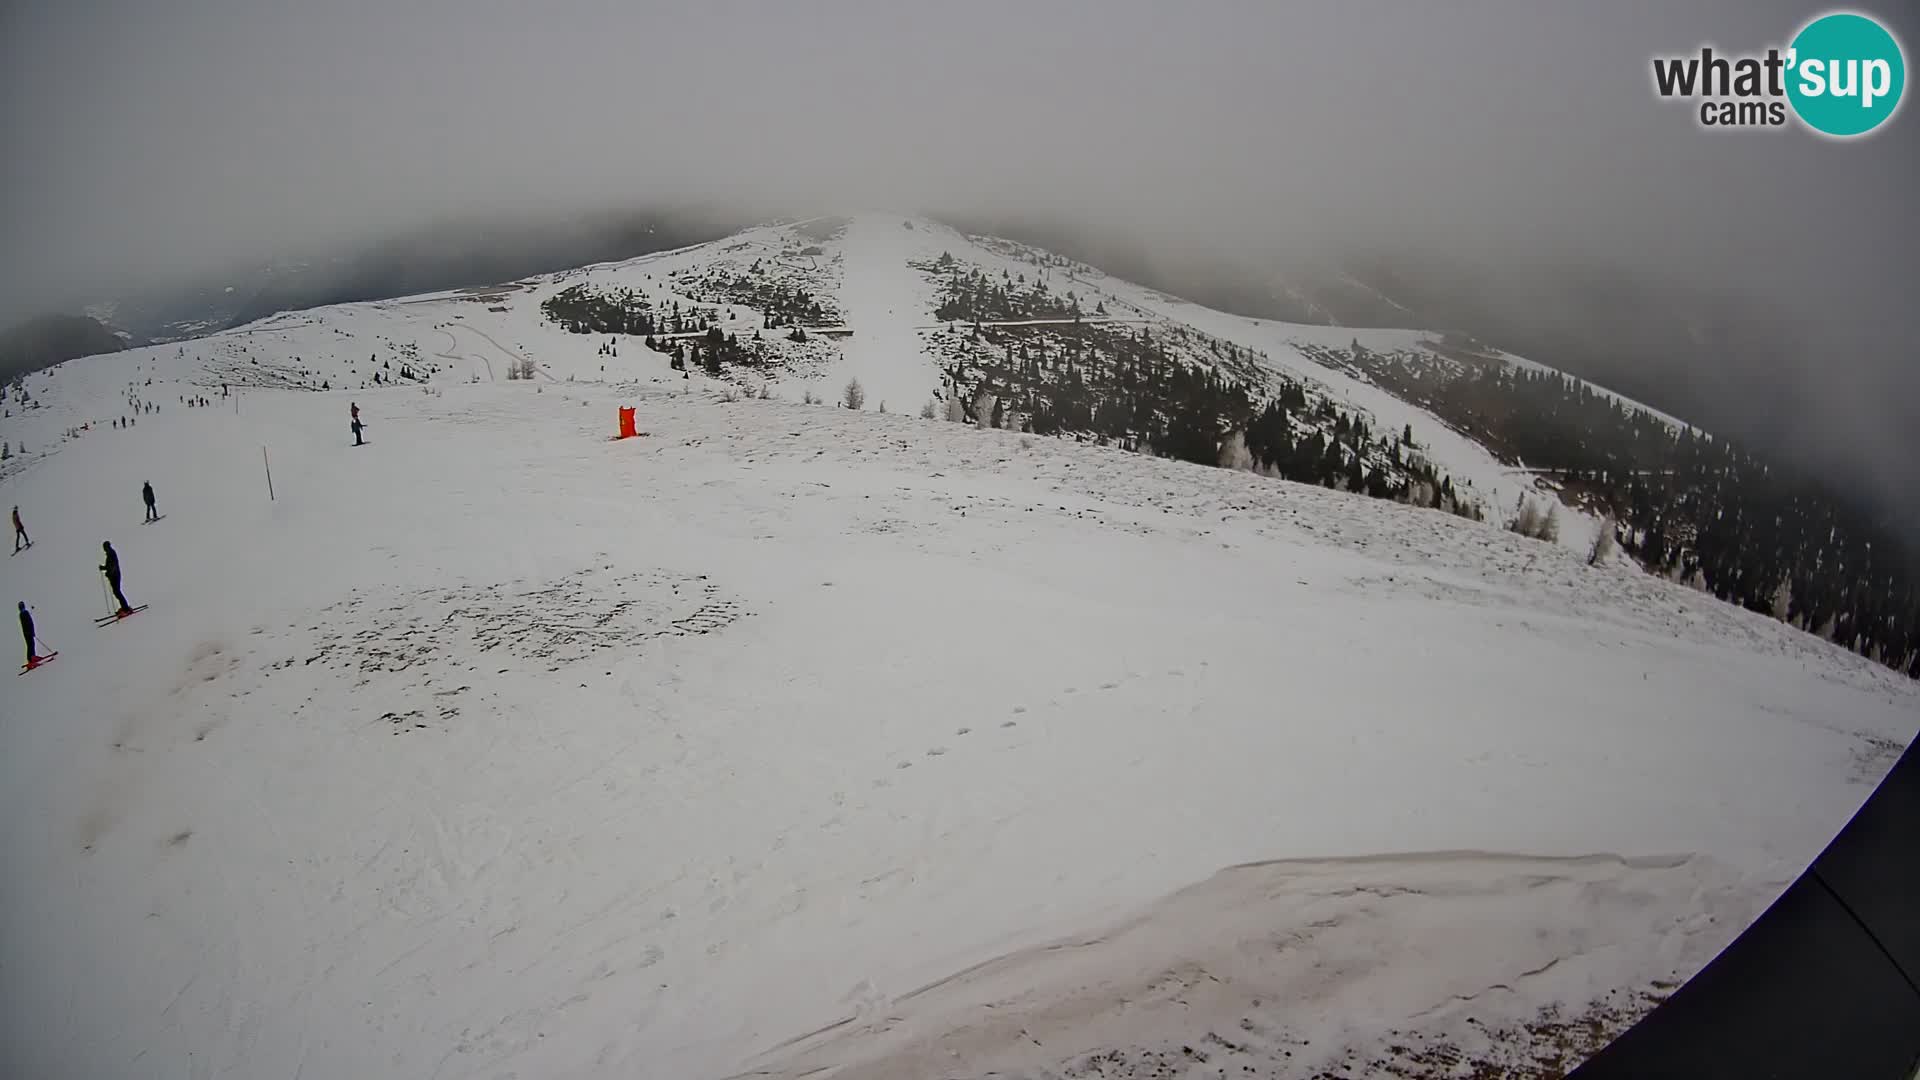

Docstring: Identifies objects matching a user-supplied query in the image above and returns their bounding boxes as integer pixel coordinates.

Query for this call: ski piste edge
[95,605,149,625]
[19,651,58,674]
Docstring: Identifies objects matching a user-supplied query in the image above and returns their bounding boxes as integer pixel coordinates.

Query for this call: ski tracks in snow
[4,381,1915,1080]
[827,218,944,414]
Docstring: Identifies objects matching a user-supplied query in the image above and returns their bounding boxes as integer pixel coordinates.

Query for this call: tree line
[934,320,1478,520]
[541,285,721,338]
[671,263,840,328]
[1339,343,1920,676]
[924,255,1086,323]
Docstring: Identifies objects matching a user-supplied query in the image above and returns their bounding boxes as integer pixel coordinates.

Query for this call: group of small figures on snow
[13,482,160,674]
[14,402,369,674]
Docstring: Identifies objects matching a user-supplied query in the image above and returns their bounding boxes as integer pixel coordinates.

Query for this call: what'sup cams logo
[1652,10,1905,137]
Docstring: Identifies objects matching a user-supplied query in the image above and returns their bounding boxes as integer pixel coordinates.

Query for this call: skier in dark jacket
[10,506,25,553]
[18,601,35,665]
[142,481,158,522]
[100,541,131,614]
[352,417,364,445]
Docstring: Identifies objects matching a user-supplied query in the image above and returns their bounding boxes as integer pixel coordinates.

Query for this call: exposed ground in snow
[2,372,1914,1079]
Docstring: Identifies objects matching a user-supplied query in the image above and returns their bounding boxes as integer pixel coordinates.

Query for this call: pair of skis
[19,606,148,675]
[95,605,148,626]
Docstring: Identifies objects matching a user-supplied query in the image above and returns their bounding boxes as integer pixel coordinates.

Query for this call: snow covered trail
[1,382,1914,1079]
[820,217,944,413]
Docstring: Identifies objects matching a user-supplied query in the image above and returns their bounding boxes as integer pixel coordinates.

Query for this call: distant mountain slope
[69,210,750,347]
[222,212,744,331]
[6,214,1913,677]
[0,313,130,383]
[937,214,1788,448]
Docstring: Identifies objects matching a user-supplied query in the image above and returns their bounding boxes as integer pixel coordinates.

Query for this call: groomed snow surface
[3,376,1915,1080]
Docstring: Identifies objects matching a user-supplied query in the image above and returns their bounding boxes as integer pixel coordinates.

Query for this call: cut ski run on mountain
[1,215,1916,1079]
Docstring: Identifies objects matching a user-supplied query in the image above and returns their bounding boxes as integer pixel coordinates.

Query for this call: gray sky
[3,1,1912,305]
[3,1,1916,502]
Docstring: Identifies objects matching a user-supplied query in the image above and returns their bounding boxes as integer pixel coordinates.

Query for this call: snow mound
[743,851,1754,1080]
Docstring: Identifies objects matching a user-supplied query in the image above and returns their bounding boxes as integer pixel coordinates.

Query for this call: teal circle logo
[1786,12,1906,137]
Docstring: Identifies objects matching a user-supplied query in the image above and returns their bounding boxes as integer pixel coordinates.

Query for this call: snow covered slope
[1,360,1914,1078]
[5,214,1680,554]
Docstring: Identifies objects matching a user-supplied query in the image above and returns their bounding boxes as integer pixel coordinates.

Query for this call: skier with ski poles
[142,481,158,523]
[11,506,26,553]
[18,601,37,667]
[100,541,132,615]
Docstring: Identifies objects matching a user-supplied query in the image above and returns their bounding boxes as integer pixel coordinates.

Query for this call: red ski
[19,652,57,674]
[95,605,149,626]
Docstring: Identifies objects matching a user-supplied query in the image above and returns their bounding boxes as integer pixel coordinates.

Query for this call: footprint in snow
[926,747,948,757]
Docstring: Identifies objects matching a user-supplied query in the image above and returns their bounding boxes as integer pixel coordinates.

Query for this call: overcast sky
[2,1,1916,503]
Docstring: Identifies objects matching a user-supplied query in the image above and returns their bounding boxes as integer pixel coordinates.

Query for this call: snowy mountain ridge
[20,214,1920,683]
[8,214,1681,554]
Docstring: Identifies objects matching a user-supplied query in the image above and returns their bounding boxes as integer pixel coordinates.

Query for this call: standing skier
[100,541,131,615]
[142,481,158,522]
[10,506,26,553]
[18,601,36,665]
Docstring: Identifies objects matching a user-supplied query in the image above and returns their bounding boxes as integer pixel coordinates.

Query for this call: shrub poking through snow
[1589,517,1618,565]
[1509,496,1560,543]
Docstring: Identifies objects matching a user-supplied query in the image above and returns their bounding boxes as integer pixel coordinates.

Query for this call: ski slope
[5,214,1688,556]
[2,369,1915,1078]
[818,216,945,414]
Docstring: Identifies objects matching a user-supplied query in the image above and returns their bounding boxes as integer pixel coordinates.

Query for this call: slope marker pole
[262,445,275,502]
